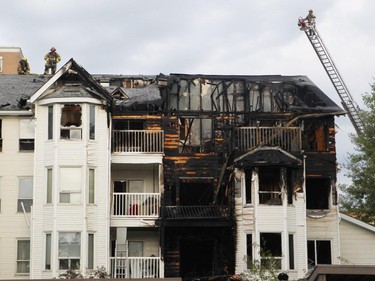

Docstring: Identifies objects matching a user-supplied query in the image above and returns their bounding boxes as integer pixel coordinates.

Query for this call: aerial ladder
[298,17,365,134]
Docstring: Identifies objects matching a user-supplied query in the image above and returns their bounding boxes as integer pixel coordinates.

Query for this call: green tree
[340,82,375,225]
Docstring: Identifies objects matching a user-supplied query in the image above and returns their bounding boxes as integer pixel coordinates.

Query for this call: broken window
[307,240,331,269]
[19,119,35,151]
[259,167,282,205]
[179,118,213,153]
[306,178,331,210]
[260,233,282,269]
[179,179,214,206]
[60,104,82,140]
[303,120,329,151]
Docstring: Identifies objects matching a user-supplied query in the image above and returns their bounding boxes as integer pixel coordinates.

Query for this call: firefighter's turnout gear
[18,57,30,75]
[44,47,61,75]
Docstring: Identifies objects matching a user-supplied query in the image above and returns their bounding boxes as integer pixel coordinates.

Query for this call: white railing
[110,257,160,278]
[112,130,164,153]
[112,193,160,217]
[235,127,301,152]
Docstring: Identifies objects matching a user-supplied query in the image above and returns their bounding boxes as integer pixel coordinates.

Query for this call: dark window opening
[245,170,252,204]
[259,167,281,205]
[306,178,330,209]
[48,106,53,139]
[179,180,214,206]
[287,169,294,205]
[89,105,95,140]
[289,234,295,270]
[260,233,282,269]
[246,234,253,268]
[60,104,82,140]
[307,240,331,270]
[180,238,214,279]
[113,120,144,130]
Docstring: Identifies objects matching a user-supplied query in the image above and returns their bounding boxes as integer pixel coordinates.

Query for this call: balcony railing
[235,127,301,152]
[112,193,160,217]
[112,130,164,153]
[110,257,160,278]
[163,205,230,219]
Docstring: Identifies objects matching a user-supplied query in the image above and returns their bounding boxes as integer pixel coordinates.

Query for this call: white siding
[340,218,375,265]
[0,116,33,279]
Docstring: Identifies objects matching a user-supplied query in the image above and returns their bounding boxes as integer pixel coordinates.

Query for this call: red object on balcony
[129,204,139,215]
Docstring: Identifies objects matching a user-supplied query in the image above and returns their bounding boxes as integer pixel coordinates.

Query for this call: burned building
[0,59,355,281]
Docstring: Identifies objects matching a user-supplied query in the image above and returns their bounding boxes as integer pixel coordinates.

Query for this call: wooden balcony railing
[112,130,164,153]
[163,205,230,219]
[234,127,301,152]
[112,193,160,217]
[110,256,160,278]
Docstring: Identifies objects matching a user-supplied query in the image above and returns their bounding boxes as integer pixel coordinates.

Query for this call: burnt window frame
[60,104,82,140]
[258,167,282,205]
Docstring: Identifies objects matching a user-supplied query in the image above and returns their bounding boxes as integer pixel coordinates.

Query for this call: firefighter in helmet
[44,47,61,75]
[17,57,30,75]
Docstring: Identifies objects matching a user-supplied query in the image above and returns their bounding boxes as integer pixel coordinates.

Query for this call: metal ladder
[302,24,365,134]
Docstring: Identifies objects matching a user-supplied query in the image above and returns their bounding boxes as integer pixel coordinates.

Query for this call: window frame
[47,168,53,204]
[17,177,33,213]
[307,239,332,269]
[88,168,95,204]
[259,232,282,269]
[19,119,35,151]
[59,167,82,204]
[60,104,82,140]
[58,232,81,270]
[89,105,95,140]
[45,233,52,270]
[88,233,94,269]
[48,105,53,140]
[17,239,30,274]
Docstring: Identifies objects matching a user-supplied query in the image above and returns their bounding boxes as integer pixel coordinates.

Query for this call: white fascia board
[37,97,104,106]
[0,110,32,116]
[29,60,73,104]
[340,213,375,233]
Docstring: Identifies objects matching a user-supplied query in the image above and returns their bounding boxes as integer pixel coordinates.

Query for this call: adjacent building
[0,58,374,280]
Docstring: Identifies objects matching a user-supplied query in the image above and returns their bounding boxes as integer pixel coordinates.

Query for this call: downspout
[282,168,289,270]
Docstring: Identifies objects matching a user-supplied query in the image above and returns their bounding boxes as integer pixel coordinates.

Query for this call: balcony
[234,127,301,152]
[112,130,164,153]
[110,256,160,278]
[163,205,230,219]
[112,193,160,217]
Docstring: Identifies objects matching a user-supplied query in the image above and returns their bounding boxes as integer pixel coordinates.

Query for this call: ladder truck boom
[298,17,365,134]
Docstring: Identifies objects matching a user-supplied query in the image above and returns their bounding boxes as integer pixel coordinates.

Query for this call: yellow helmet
[22,57,27,61]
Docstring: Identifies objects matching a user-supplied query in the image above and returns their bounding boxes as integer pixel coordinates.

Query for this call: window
[306,178,331,210]
[245,170,252,204]
[60,104,82,140]
[17,240,30,274]
[88,169,95,204]
[45,233,51,270]
[0,56,3,72]
[59,168,82,204]
[289,234,295,270]
[260,233,282,269]
[259,167,282,205]
[19,119,35,151]
[307,240,331,269]
[246,234,253,268]
[47,169,52,203]
[128,241,143,257]
[18,178,33,212]
[88,234,94,269]
[89,105,95,140]
[0,119,2,151]
[179,118,213,153]
[59,232,81,270]
[48,106,53,139]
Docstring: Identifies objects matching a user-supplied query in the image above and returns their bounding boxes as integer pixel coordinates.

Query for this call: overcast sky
[1,0,374,184]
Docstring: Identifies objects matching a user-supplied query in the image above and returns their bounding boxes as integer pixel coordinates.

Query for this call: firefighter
[305,9,316,36]
[17,57,30,75]
[278,272,289,280]
[44,47,61,75]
